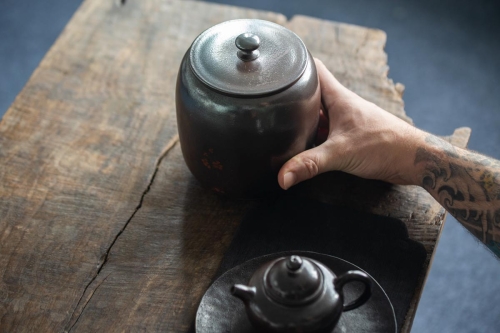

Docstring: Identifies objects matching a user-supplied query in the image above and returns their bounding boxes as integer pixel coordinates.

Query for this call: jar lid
[189,19,308,96]
[264,256,323,306]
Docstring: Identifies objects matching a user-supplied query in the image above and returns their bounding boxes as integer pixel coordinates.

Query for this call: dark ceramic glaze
[175,19,320,196]
[231,255,372,333]
[195,251,396,333]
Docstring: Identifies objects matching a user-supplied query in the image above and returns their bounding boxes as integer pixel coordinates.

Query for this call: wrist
[393,126,429,186]
[405,130,460,188]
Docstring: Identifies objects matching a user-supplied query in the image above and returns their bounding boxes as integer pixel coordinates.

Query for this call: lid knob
[235,33,260,61]
[286,255,303,271]
[265,256,323,306]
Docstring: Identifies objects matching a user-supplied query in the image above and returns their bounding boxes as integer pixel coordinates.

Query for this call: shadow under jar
[176,19,320,197]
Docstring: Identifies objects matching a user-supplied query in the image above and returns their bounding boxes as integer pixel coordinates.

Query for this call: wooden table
[0,0,471,332]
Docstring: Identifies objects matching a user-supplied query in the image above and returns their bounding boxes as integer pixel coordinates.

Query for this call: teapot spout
[231,284,256,302]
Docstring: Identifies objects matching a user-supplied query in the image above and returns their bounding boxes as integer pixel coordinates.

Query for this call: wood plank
[0,0,181,330]
[0,0,286,332]
[68,142,256,332]
[61,2,471,332]
[0,0,471,332]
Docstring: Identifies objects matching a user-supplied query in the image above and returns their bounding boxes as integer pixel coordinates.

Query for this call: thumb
[278,142,336,190]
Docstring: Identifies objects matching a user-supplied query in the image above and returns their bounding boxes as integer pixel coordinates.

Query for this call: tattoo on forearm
[414,135,500,257]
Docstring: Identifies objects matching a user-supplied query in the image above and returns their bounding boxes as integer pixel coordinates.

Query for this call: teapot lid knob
[286,255,303,271]
[235,33,260,61]
[265,256,323,306]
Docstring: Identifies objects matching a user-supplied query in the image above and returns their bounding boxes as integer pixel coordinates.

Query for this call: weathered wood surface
[0,0,470,332]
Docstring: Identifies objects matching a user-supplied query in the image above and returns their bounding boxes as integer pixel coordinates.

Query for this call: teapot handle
[334,270,372,311]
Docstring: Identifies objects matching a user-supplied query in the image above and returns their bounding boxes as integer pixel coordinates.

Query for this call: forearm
[412,134,500,257]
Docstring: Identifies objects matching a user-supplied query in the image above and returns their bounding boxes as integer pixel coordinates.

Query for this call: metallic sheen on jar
[175,19,320,196]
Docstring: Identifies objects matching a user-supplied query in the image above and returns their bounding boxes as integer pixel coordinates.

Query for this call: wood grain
[0,0,470,332]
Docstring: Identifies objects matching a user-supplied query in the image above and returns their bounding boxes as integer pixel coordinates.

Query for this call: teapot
[231,255,372,333]
[175,19,321,196]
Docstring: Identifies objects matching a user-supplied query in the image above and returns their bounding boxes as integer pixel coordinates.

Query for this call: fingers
[277,58,354,190]
[278,142,335,190]
[315,109,329,145]
[314,58,350,109]
[276,58,344,190]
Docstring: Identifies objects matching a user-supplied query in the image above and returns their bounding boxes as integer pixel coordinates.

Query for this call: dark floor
[1,0,499,332]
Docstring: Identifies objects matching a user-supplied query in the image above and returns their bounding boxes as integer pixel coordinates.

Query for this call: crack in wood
[64,134,180,332]
[66,274,110,332]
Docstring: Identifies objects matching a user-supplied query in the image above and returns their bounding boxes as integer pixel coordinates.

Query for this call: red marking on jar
[212,161,223,170]
[212,187,225,194]
[201,158,211,169]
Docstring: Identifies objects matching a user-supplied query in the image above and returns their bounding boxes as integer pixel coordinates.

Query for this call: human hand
[278,58,427,190]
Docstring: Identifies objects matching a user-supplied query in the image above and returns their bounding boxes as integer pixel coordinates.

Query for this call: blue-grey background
[1,0,499,332]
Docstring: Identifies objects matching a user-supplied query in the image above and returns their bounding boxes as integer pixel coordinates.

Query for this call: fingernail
[283,172,296,190]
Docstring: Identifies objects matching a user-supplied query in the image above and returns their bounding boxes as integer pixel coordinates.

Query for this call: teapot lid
[189,19,308,97]
[264,255,323,306]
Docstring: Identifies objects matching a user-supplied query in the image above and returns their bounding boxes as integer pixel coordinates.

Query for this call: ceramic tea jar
[231,255,372,333]
[175,19,320,196]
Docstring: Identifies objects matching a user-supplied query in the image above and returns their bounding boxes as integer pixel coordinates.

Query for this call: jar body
[175,49,320,196]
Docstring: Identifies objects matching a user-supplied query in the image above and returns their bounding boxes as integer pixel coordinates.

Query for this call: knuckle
[301,156,320,178]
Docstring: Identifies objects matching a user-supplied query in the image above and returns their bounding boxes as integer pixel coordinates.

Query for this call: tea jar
[175,19,320,196]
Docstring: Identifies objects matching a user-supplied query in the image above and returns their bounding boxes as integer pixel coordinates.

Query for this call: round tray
[196,251,397,333]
